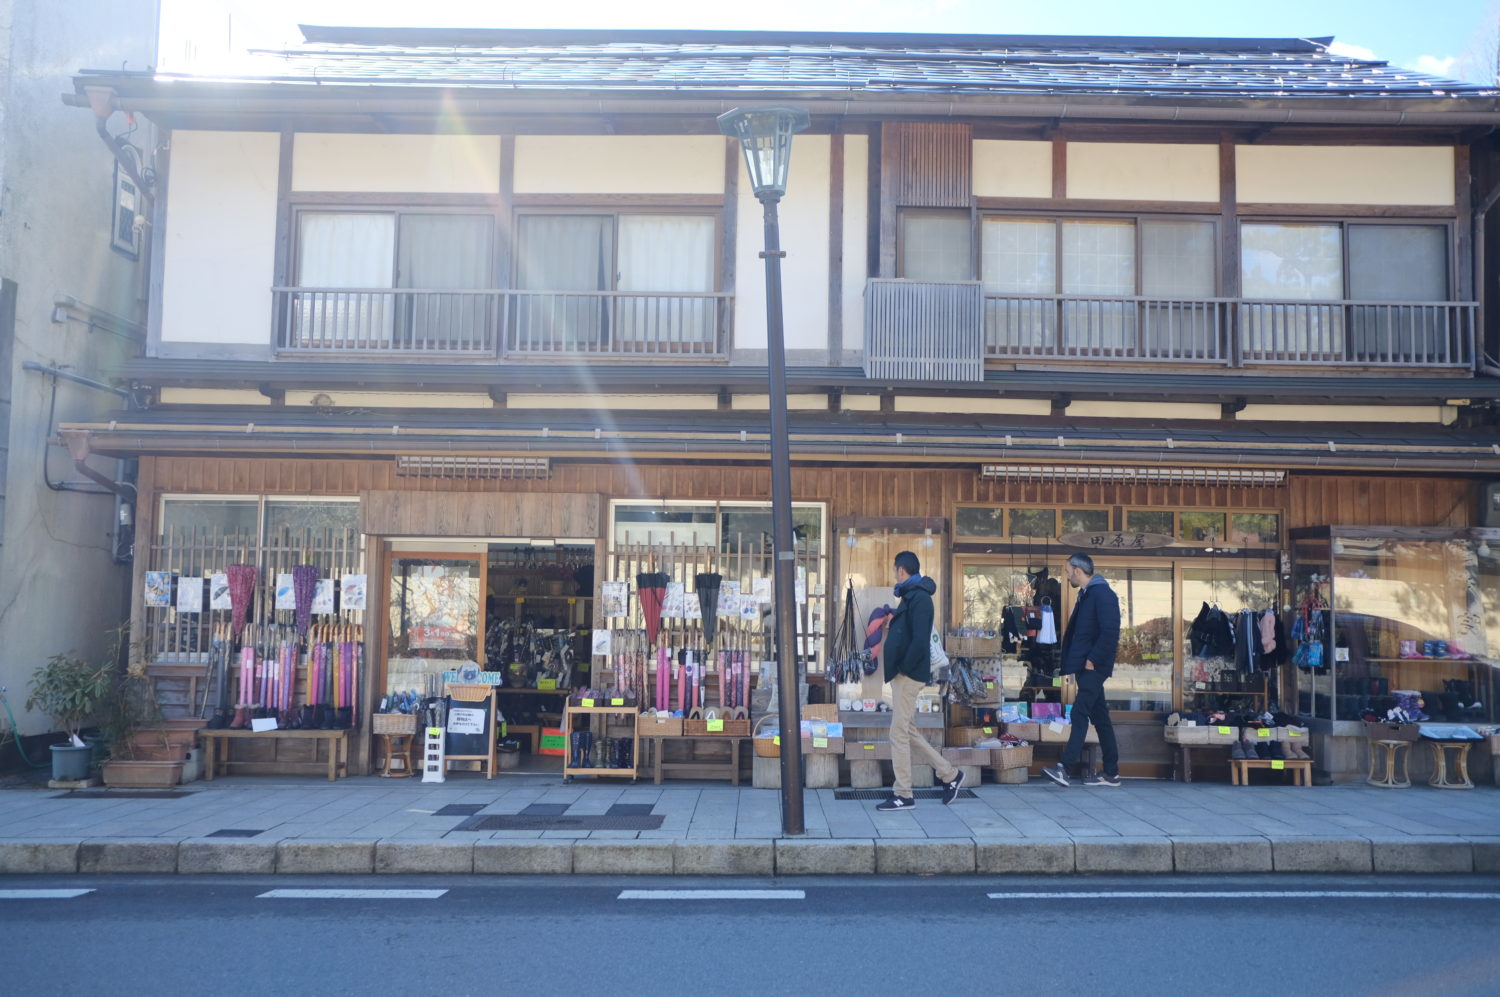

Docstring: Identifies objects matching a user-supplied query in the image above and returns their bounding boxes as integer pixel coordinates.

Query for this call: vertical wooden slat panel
[882,121,972,208]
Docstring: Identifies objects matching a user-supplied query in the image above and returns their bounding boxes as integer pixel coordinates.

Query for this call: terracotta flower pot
[101,759,184,788]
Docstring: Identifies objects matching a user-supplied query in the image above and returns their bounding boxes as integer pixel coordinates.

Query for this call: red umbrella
[226,564,257,637]
[636,570,669,646]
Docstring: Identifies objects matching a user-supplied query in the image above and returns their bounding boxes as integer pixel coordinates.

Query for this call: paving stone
[874,840,975,875]
[673,840,774,876]
[1172,837,1273,874]
[0,840,80,874]
[276,839,375,874]
[79,839,179,874]
[775,838,875,875]
[1074,838,1173,874]
[571,840,674,875]
[473,841,573,875]
[177,839,277,874]
[1271,838,1373,873]
[976,839,1075,875]
[375,841,475,874]
[1371,836,1473,874]
[1467,838,1500,874]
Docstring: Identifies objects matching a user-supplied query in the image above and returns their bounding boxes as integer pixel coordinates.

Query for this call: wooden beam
[827,131,844,365]
[1051,135,1067,200]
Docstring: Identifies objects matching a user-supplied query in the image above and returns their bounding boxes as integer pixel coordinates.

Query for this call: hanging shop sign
[1058,531,1176,551]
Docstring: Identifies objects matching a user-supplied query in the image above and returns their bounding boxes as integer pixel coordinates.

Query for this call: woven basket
[803,704,839,723]
[752,714,780,758]
[372,713,417,735]
[637,714,683,738]
[446,683,493,702]
[685,715,751,737]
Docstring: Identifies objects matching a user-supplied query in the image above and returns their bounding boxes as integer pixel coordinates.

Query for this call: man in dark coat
[1042,553,1122,787]
[877,551,964,811]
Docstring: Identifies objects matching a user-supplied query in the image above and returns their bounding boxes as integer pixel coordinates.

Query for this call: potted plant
[26,653,112,782]
[99,665,184,788]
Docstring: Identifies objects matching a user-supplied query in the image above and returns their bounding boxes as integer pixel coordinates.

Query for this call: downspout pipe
[83,86,152,201]
[58,429,135,501]
[1473,174,1500,377]
[21,361,129,399]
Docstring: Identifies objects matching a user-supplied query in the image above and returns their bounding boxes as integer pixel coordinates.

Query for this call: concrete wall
[0,0,154,736]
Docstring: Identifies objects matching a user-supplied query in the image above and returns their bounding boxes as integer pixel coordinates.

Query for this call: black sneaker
[876,795,916,812]
[1040,763,1071,787]
[941,768,966,805]
[1084,772,1121,787]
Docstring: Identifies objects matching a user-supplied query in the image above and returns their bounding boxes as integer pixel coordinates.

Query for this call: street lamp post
[718,105,810,836]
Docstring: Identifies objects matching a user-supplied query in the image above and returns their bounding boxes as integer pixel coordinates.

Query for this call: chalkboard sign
[444,684,497,778]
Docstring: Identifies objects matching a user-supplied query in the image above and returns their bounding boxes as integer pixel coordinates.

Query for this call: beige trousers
[889,673,957,797]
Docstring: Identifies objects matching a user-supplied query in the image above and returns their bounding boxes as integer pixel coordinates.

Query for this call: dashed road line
[618,889,806,900]
[987,891,1500,901]
[257,889,448,900]
[0,889,96,899]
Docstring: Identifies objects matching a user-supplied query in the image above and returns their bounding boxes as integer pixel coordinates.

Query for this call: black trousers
[1062,670,1119,777]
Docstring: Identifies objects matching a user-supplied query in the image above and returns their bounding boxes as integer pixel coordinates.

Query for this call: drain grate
[834,789,979,801]
[453,814,663,832]
[53,790,195,800]
[433,804,486,817]
[207,829,264,838]
[519,803,571,816]
[605,803,655,817]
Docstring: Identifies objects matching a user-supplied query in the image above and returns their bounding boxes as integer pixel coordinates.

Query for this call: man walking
[877,551,965,811]
[1041,553,1122,788]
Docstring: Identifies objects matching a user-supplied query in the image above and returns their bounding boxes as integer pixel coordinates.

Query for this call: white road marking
[0,889,95,899]
[257,889,448,900]
[618,889,805,900]
[988,891,1500,901]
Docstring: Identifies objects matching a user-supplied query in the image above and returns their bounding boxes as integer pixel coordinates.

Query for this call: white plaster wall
[0,0,154,734]
[973,139,1052,198]
[160,131,279,345]
[513,136,725,194]
[1067,142,1219,202]
[293,133,501,193]
[734,134,830,353]
[842,134,869,362]
[1236,145,1455,205]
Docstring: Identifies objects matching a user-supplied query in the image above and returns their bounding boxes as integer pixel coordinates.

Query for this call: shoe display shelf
[561,702,639,783]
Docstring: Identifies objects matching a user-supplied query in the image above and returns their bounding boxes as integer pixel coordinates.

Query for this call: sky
[159,0,1500,83]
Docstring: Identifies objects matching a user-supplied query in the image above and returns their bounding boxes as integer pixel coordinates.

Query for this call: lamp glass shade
[717,105,810,199]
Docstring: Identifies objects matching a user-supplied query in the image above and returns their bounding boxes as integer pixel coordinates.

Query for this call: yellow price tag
[581,698,595,708]
[863,743,875,750]
[1217,726,1232,735]
[516,597,525,604]
[1272,760,1285,770]
[813,737,828,748]
[1052,677,1063,688]
[982,727,993,735]
[1288,730,1302,738]
[707,719,725,732]
[538,679,556,690]
[500,723,507,736]
[427,727,442,737]
[611,698,624,706]
[567,598,577,605]
[773,736,780,746]
[985,680,995,689]
[1257,729,1271,738]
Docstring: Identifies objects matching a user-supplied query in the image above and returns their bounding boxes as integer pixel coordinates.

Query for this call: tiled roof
[196,28,1496,100]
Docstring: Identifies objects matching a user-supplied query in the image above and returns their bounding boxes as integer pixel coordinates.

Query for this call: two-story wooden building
[66,27,1500,780]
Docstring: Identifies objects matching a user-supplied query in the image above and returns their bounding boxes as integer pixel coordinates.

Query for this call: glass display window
[1290,527,1497,724]
[385,554,484,696]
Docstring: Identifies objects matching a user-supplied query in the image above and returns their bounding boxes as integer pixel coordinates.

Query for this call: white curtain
[397,214,492,348]
[514,215,611,348]
[295,212,395,347]
[617,215,715,345]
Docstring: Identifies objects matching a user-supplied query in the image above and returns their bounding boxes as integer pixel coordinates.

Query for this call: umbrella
[636,570,669,646]
[225,564,257,637]
[694,571,723,644]
[292,564,318,636]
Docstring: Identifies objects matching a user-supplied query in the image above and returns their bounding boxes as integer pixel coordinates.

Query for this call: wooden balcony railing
[273,287,731,359]
[865,280,1478,374]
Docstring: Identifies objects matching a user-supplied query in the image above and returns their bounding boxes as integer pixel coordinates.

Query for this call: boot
[1269,741,1285,760]
[301,705,317,730]
[336,707,353,730]
[1231,740,1247,760]
[229,706,249,729]
[621,739,633,771]
[579,731,594,769]
[570,732,582,769]
[206,708,230,730]
[317,705,333,730]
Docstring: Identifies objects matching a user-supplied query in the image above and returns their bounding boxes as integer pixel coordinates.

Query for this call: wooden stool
[1426,740,1474,790]
[1229,758,1311,786]
[377,733,417,778]
[1366,739,1412,788]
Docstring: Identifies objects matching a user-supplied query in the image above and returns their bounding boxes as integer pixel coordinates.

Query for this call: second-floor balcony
[865,279,1478,381]
[274,287,732,359]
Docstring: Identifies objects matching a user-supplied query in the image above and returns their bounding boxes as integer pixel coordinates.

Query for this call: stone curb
[0,835,1490,876]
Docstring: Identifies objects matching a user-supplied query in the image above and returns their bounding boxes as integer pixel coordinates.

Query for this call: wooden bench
[644,735,746,786]
[1229,757,1312,786]
[199,729,350,782]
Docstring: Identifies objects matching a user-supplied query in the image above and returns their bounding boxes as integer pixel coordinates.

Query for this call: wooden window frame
[511,204,726,294]
[287,203,502,291]
[1237,217,1458,302]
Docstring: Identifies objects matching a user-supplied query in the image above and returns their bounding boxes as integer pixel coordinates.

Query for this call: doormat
[833,789,979,801]
[519,803,571,816]
[606,803,655,816]
[433,804,487,817]
[207,829,265,838]
[453,814,664,831]
[52,790,195,800]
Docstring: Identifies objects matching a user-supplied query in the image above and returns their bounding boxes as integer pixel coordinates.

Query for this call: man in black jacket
[1042,553,1122,788]
[877,551,964,812]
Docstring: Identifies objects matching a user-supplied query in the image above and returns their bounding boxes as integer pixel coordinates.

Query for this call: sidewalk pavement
[2,773,1498,876]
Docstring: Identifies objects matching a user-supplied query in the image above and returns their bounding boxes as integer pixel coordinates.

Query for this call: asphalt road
[4,874,1499,997]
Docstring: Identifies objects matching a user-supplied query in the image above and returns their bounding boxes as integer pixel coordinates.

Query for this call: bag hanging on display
[929,627,950,669]
[1037,604,1058,644]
